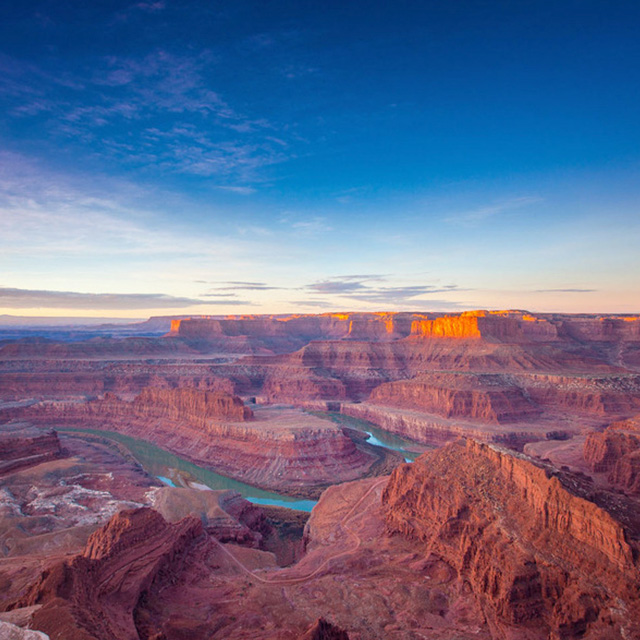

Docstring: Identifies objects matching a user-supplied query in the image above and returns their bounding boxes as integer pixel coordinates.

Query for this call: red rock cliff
[10,507,204,640]
[131,386,253,422]
[172,310,640,344]
[584,416,640,493]
[369,372,540,423]
[383,440,640,639]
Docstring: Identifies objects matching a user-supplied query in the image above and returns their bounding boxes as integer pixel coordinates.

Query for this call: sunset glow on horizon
[1,1,639,319]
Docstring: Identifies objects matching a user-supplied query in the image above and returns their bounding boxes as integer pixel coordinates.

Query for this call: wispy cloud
[306,275,384,294]
[345,285,460,304]
[445,196,543,226]
[205,281,283,291]
[200,293,241,298]
[0,154,194,258]
[2,48,292,185]
[0,151,274,299]
[280,215,333,236]
[216,185,257,195]
[288,299,333,308]
[0,287,239,310]
[534,288,596,293]
[307,280,368,294]
[304,275,463,306]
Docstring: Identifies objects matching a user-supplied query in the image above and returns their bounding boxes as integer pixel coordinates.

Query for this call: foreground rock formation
[3,435,640,639]
[383,440,640,639]
[299,619,350,640]
[9,508,204,640]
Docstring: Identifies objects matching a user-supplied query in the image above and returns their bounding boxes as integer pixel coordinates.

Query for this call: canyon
[2,310,640,638]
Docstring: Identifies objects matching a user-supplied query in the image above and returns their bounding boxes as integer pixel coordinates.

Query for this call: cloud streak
[0,287,249,310]
[304,276,463,306]
[534,288,596,293]
[445,196,543,226]
[205,281,283,291]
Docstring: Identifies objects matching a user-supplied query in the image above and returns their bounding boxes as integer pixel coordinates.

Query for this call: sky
[1,0,639,319]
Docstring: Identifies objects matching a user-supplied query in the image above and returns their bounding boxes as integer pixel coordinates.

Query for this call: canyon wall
[369,372,540,423]
[2,387,253,428]
[171,310,640,345]
[170,312,424,342]
[383,439,640,639]
[0,363,237,401]
[524,374,640,416]
[131,387,253,422]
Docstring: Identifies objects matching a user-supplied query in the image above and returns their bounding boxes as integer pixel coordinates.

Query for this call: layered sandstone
[172,310,640,346]
[383,440,640,639]
[4,309,640,498]
[584,416,640,493]
[409,313,484,339]
[9,508,203,640]
[0,336,194,360]
[369,373,540,423]
[0,425,62,475]
[244,331,619,407]
[560,316,640,342]
[341,402,544,448]
[131,386,253,422]
[0,362,236,401]
[524,374,640,416]
[171,312,423,343]
[7,387,253,427]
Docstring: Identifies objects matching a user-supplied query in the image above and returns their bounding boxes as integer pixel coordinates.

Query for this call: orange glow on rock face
[170,310,640,343]
[410,315,483,339]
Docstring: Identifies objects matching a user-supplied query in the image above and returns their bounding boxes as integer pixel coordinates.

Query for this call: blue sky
[1,0,639,317]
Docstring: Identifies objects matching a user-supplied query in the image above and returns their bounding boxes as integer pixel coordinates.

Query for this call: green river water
[58,411,426,513]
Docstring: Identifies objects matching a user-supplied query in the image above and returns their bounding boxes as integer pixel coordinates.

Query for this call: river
[58,412,427,513]
[58,427,318,512]
[309,411,431,462]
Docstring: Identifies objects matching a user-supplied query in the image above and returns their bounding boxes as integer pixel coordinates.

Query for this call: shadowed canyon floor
[2,311,640,638]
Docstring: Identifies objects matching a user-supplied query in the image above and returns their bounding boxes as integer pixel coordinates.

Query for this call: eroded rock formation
[584,415,640,493]
[131,386,253,422]
[0,425,62,475]
[171,310,640,345]
[9,508,204,640]
[383,439,640,639]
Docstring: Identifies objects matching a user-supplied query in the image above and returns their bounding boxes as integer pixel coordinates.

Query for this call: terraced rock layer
[0,425,62,475]
[369,372,540,423]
